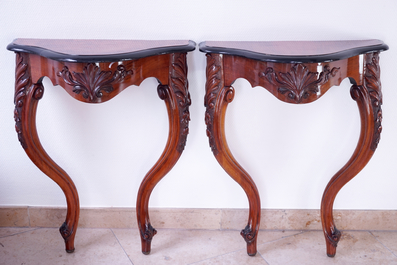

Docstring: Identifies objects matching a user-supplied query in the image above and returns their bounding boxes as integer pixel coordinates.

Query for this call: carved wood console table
[199,40,388,257]
[7,39,195,254]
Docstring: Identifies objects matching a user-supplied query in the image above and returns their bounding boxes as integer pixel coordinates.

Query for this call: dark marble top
[7,39,196,62]
[199,40,388,63]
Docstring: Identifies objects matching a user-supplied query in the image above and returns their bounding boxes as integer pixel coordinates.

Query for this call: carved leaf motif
[14,54,29,104]
[204,54,223,155]
[58,63,132,101]
[263,64,339,103]
[170,53,191,153]
[364,53,382,95]
[171,53,190,108]
[364,52,382,151]
[204,54,222,110]
[13,53,45,150]
[14,53,31,149]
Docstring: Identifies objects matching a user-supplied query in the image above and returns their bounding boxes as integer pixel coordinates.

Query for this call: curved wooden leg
[321,52,382,257]
[205,53,260,256]
[136,53,190,255]
[14,53,80,253]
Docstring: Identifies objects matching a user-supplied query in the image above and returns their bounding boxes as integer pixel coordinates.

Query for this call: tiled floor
[1,228,397,264]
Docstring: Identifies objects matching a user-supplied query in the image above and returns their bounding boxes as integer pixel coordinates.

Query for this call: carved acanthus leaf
[14,53,31,149]
[364,52,382,151]
[170,53,191,153]
[58,63,132,101]
[262,63,340,103]
[204,54,223,156]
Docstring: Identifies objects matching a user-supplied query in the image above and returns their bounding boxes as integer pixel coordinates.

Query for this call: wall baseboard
[1,207,396,230]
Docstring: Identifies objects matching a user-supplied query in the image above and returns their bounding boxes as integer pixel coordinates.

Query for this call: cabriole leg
[14,52,80,253]
[136,53,191,254]
[205,53,261,256]
[321,52,382,257]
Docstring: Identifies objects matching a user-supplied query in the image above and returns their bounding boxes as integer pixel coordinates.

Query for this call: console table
[7,39,195,254]
[199,40,388,257]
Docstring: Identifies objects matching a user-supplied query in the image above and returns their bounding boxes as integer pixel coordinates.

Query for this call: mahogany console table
[199,40,388,257]
[7,39,195,254]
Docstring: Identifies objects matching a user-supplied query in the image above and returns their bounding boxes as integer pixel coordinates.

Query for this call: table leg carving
[136,53,190,255]
[321,52,382,257]
[205,53,261,256]
[14,53,80,253]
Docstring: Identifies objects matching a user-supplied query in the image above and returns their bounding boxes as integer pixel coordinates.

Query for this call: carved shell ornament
[262,64,340,103]
[58,63,133,101]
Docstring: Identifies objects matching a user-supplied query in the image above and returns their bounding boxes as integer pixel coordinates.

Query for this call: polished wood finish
[201,40,387,257]
[8,39,195,62]
[199,40,388,63]
[9,39,195,254]
[205,53,261,256]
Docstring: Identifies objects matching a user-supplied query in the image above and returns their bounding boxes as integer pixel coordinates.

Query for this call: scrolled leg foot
[14,52,80,253]
[241,225,258,256]
[137,52,190,255]
[325,227,341,257]
[140,223,157,255]
[205,53,260,257]
[60,222,76,253]
[321,52,382,258]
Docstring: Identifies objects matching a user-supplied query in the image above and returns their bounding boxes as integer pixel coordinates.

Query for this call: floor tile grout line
[257,230,306,246]
[255,230,309,265]
[368,230,397,259]
[110,228,134,265]
[257,250,271,265]
[186,246,257,265]
[111,227,268,264]
[2,227,397,263]
[0,227,40,238]
[186,230,308,265]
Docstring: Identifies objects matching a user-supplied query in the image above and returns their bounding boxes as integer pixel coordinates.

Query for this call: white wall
[0,0,396,210]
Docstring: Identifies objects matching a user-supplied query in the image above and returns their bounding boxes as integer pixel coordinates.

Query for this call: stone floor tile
[113,228,271,265]
[0,227,37,238]
[1,227,396,264]
[0,228,131,265]
[191,248,269,265]
[370,231,397,256]
[257,230,304,245]
[258,230,397,265]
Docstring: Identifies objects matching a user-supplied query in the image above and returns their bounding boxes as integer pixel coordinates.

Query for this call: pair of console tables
[7,38,388,257]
